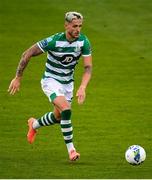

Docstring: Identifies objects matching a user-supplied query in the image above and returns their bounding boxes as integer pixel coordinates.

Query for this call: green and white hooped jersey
[37,32,92,84]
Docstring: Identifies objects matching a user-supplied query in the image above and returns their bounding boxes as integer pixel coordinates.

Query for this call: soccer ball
[125,145,146,165]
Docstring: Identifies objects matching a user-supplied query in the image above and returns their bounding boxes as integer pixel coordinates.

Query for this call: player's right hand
[8,77,21,95]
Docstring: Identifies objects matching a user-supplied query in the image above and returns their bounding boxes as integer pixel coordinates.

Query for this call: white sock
[32,120,41,129]
[66,143,75,153]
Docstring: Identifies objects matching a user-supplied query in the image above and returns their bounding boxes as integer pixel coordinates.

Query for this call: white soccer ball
[125,145,146,165]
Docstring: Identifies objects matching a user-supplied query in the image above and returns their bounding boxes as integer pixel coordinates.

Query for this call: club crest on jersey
[74,45,81,52]
[40,39,48,48]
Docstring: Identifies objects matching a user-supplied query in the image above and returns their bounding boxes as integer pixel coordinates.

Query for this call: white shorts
[41,77,74,102]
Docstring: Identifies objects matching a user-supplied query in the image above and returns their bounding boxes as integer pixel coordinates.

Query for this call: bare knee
[53,96,71,112]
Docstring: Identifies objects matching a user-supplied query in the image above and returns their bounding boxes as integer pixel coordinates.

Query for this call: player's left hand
[76,86,86,104]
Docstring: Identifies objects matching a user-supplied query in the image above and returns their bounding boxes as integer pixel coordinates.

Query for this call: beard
[68,31,79,39]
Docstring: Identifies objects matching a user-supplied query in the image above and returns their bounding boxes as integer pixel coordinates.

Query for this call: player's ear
[64,22,68,29]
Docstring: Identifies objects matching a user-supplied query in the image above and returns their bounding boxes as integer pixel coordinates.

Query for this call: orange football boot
[27,118,37,144]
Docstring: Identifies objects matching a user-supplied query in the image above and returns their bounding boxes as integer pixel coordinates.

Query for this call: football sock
[60,109,75,153]
[32,112,59,129]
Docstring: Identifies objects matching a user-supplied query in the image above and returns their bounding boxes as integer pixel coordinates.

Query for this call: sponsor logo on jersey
[61,54,74,64]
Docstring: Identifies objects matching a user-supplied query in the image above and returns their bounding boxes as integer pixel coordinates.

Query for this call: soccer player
[8,12,92,161]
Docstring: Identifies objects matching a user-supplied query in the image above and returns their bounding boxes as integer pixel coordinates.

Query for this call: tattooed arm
[76,55,92,104]
[8,44,43,95]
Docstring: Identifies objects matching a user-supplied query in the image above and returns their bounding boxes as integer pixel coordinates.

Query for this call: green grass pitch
[0,0,152,178]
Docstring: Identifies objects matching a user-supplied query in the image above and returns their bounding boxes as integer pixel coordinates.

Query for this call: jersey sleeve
[82,36,92,57]
[37,36,54,52]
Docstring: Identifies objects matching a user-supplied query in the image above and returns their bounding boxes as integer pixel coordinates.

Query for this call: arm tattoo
[84,65,92,74]
[16,59,29,77]
[16,44,42,77]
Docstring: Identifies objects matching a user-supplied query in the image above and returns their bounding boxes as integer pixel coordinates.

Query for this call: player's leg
[27,106,60,144]
[53,105,61,121]
[53,96,80,161]
[27,77,79,160]
[33,110,60,128]
[27,78,62,143]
